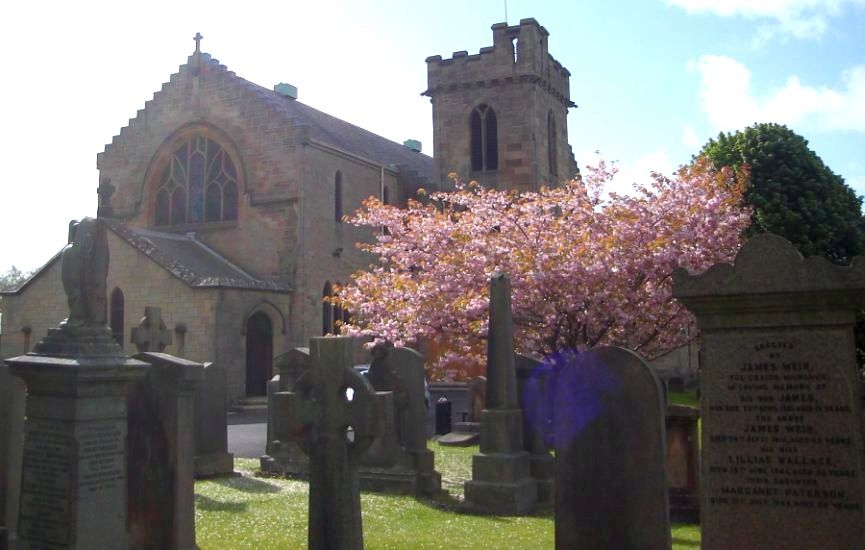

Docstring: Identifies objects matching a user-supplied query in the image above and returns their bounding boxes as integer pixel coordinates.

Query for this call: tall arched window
[470,104,498,172]
[334,171,343,223]
[322,281,349,336]
[547,110,558,177]
[154,136,239,226]
[110,288,125,346]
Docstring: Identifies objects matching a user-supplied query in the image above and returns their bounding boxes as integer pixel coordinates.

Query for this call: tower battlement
[423,18,577,192]
[424,18,573,108]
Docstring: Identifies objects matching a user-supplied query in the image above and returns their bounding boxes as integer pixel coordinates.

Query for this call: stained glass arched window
[154,136,239,226]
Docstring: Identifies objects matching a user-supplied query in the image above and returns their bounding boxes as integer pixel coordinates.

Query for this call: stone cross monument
[4,217,147,549]
[272,337,384,550]
[131,306,173,353]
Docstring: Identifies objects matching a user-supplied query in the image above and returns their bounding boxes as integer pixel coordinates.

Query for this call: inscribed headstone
[673,233,865,549]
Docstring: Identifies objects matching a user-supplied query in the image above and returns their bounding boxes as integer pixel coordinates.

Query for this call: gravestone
[194,361,234,477]
[553,346,670,550]
[131,306,172,352]
[272,337,384,550]
[128,352,202,550]
[360,344,442,494]
[673,233,865,549]
[666,404,700,523]
[464,273,537,514]
[5,217,149,549]
[437,377,485,447]
[467,376,486,422]
[261,347,312,475]
[515,354,555,507]
[0,365,25,548]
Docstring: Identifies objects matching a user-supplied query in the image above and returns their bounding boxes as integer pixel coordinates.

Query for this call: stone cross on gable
[131,306,173,353]
[193,32,203,53]
[272,337,384,550]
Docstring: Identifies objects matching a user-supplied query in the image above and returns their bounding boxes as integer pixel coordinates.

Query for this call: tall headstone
[666,404,700,523]
[0,365,25,548]
[261,347,312,475]
[272,337,385,550]
[194,361,234,477]
[515,354,555,506]
[360,344,442,494]
[553,346,670,550]
[464,273,537,514]
[4,217,148,549]
[128,352,202,550]
[673,234,865,549]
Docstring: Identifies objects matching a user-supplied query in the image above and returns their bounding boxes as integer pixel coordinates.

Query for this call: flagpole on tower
[504,0,508,24]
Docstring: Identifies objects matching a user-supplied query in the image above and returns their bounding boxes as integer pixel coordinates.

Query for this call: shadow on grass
[195,493,248,513]
[671,537,700,548]
[212,474,283,494]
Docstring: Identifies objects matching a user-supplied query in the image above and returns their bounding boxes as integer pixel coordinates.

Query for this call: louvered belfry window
[155,136,239,226]
[470,104,498,172]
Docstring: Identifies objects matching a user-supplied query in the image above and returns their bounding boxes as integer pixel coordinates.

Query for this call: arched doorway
[245,312,273,396]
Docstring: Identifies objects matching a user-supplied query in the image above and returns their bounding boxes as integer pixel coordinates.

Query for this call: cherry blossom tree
[337,156,751,380]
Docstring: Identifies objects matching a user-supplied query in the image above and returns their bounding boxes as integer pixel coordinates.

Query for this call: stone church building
[0,18,576,402]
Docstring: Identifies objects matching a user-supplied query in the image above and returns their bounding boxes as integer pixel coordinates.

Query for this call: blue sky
[1,0,864,273]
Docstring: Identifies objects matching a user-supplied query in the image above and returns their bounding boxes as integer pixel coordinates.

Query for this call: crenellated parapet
[423,18,574,108]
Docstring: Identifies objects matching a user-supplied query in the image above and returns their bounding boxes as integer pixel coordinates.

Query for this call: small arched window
[470,104,498,172]
[334,171,343,223]
[110,288,125,346]
[154,136,239,227]
[547,111,558,177]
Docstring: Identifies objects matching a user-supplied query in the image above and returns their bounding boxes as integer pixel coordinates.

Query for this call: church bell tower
[423,18,577,192]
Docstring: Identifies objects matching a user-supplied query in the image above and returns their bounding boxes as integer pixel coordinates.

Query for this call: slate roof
[106,222,292,292]
[1,222,292,295]
[207,53,435,181]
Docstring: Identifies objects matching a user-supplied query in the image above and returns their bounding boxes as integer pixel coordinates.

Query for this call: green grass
[668,390,699,407]
[196,448,700,549]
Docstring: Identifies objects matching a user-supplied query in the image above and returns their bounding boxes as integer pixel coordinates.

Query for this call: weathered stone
[553,346,670,550]
[194,361,234,477]
[5,218,148,549]
[515,353,555,507]
[360,344,441,495]
[272,337,384,550]
[0,365,25,548]
[466,376,487,422]
[666,404,700,523]
[60,217,110,331]
[131,306,173,353]
[260,347,311,476]
[673,233,865,549]
[6,353,147,550]
[464,273,537,514]
[129,352,202,550]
